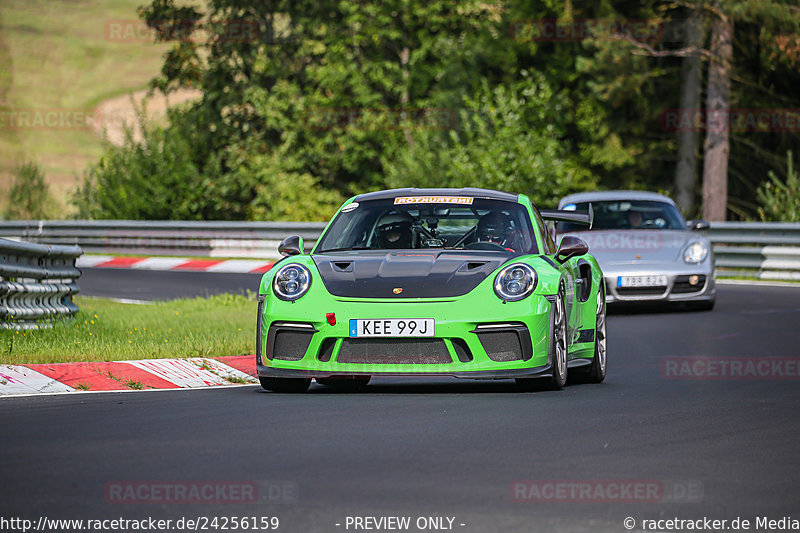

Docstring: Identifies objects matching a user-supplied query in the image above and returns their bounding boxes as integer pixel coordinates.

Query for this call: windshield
[315,197,537,254]
[560,200,686,232]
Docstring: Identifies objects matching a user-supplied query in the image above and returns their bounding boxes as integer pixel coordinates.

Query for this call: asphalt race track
[2,275,800,532]
[78,267,263,300]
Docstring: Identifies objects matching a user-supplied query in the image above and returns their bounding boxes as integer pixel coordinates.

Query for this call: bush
[73,104,343,221]
[4,161,53,219]
[757,150,800,222]
[246,156,345,222]
[73,106,204,220]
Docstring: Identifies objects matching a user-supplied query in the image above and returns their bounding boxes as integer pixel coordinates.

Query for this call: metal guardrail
[0,238,83,330]
[0,221,327,259]
[0,220,798,281]
[705,222,800,281]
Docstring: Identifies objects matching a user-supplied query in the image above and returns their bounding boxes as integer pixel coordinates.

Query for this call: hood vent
[332,261,354,272]
[461,261,488,272]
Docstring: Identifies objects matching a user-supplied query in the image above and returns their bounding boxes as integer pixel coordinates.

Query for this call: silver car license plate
[617,275,668,288]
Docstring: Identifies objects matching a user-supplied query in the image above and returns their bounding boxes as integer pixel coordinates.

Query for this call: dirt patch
[93,87,201,146]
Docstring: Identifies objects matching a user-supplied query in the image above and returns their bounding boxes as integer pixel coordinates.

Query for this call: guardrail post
[0,238,83,330]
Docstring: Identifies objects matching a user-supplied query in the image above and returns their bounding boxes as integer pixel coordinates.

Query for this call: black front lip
[255,359,592,380]
[256,363,553,380]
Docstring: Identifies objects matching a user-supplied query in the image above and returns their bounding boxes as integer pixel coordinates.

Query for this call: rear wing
[540,207,593,229]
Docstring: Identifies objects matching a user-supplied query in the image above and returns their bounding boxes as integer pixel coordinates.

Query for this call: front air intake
[472,323,533,362]
[336,338,452,364]
[477,331,525,362]
[267,323,317,361]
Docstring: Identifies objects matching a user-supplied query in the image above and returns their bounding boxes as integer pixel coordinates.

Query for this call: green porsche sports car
[256,188,606,393]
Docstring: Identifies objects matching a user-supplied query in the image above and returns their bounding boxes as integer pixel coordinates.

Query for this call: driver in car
[475,211,517,251]
[376,214,413,249]
[627,210,644,229]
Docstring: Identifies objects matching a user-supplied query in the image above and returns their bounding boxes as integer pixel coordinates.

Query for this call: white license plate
[617,275,668,288]
[349,318,434,338]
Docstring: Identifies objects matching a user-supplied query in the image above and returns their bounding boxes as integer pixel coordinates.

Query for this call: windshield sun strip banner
[394,196,474,205]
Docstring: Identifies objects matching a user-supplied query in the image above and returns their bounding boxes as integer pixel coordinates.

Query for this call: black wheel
[586,285,607,383]
[259,377,311,393]
[516,287,567,391]
[315,376,371,391]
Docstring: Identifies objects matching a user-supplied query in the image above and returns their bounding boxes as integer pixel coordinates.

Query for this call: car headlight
[494,263,537,302]
[272,264,312,301]
[684,242,708,263]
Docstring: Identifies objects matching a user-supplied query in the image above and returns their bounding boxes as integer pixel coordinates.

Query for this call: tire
[259,377,311,393]
[585,285,607,383]
[316,376,371,391]
[549,288,568,390]
[517,287,567,391]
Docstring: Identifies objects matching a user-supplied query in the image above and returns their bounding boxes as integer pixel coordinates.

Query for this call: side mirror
[687,219,710,231]
[278,235,304,257]
[556,235,589,264]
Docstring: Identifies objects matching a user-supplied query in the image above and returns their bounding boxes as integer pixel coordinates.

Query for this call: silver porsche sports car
[557,191,715,310]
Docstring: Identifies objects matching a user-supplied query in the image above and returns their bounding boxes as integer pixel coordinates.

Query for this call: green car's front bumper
[256,283,559,380]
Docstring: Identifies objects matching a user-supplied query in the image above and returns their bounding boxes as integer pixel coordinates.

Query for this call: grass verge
[0,293,255,365]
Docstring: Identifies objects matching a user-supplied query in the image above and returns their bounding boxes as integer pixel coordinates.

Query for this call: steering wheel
[465,241,507,251]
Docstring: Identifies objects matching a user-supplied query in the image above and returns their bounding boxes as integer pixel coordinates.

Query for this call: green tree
[606,0,800,219]
[501,1,666,193]
[757,150,800,222]
[383,77,595,208]
[74,110,202,220]
[75,0,800,222]
[4,161,53,220]
[74,0,502,220]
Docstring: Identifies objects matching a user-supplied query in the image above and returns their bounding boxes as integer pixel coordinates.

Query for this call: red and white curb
[0,355,258,397]
[77,256,274,274]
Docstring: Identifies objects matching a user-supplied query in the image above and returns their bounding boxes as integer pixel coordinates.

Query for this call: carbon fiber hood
[312,251,509,298]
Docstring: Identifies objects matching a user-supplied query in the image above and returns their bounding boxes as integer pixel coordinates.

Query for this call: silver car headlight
[684,242,708,264]
[494,264,537,302]
[273,264,312,301]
